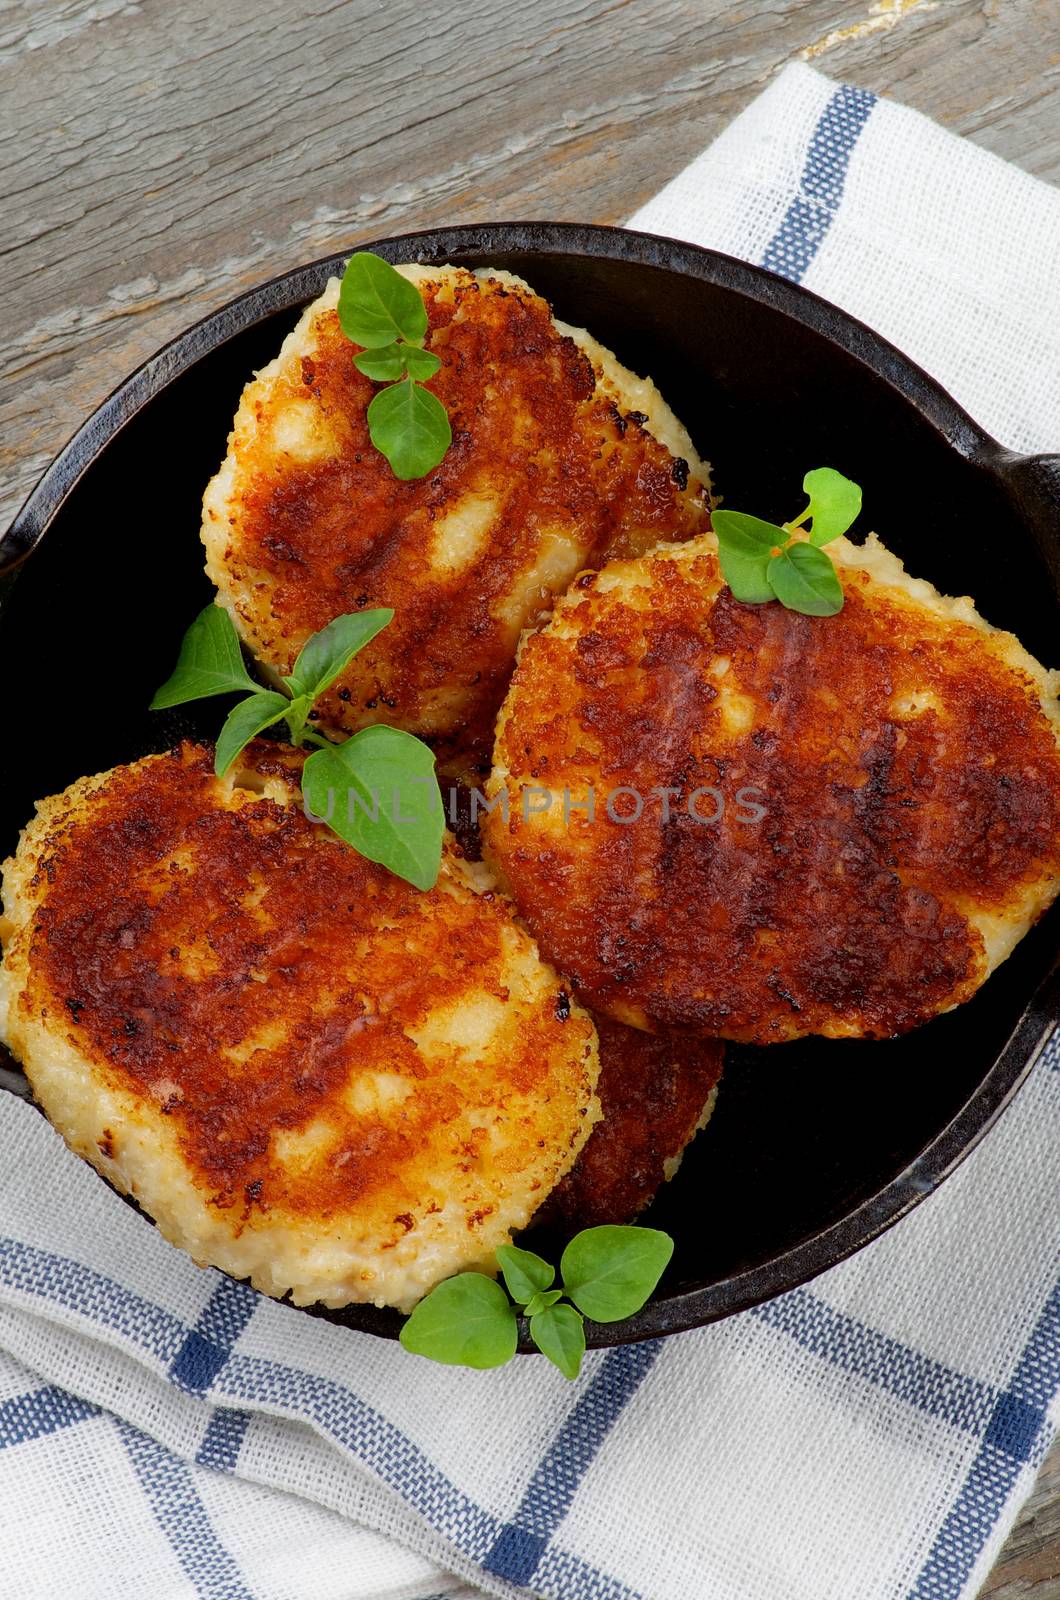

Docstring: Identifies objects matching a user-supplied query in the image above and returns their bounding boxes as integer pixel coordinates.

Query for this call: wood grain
[1,1,1058,1591]
[977,1434,1060,1599]
[3,0,1059,528]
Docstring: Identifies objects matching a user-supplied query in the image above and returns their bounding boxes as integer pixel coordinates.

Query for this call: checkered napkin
[0,61,1058,1600]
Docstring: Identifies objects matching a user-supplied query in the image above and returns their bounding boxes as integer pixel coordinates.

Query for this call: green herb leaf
[711,510,783,605]
[560,1225,674,1323]
[354,341,441,384]
[279,693,315,747]
[338,252,428,348]
[367,377,452,480]
[402,344,442,381]
[214,691,291,778]
[712,510,782,550]
[496,1244,555,1304]
[530,1302,586,1380]
[767,542,844,617]
[799,466,862,547]
[399,1273,518,1368]
[302,724,444,890]
[523,1289,564,1318]
[354,343,409,382]
[150,605,257,709]
[335,254,450,482]
[286,609,394,701]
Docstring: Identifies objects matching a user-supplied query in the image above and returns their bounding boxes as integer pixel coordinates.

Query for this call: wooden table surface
[2,0,1058,1592]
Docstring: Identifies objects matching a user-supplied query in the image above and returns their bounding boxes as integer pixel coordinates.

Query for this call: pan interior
[1,229,1056,1342]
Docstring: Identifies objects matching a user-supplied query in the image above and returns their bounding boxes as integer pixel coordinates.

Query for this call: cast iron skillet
[2,223,1058,1349]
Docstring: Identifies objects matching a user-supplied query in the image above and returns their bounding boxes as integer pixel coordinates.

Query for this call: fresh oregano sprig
[399,1225,674,1379]
[338,252,451,480]
[150,605,444,890]
[712,466,862,617]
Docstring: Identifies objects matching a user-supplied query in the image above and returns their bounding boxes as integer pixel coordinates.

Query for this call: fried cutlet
[484,533,1060,1042]
[202,265,711,775]
[0,742,600,1311]
[536,1018,724,1230]
[443,781,726,1227]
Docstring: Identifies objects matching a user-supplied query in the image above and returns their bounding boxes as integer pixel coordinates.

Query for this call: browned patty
[484,534,1060,1042]
[0,742,600,1310]
[443,782,725,1228]
[202,267,710,776]
[536,1017,724,1229]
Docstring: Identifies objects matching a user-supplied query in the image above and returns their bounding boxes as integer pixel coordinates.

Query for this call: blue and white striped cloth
[1,62,1058,1600]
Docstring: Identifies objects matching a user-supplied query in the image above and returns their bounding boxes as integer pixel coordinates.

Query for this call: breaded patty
[0,743,600,1311]
[536,1018,724,1230]
[434,796,725,1227]
[484,533,1060,1042]
[202,265,710,775]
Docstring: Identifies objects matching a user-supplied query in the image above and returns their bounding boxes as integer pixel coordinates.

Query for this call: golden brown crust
[484,536,1060,1042]
[0,743,600,1309]
[203,268,710,775]
[536,1018,724,1229]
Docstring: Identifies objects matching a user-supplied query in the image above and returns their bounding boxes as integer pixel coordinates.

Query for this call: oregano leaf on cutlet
[278,692,315,747]
[712,511,782,551]
[367,376,451,480]
[354,343,409,382]
[713,469,860,617]
[496,1243,555,1304]
[399,1273,518,1368]
[711,510,782,605]
[153,606,443,890]
[796,466,862,547]
[286,608,394,701]
[560,1225,674,1323]
[402,344,442,381]
[338,251,450,481]
[531,1302,586,1380]
[214,691,292,778]
[767,542,844,617]
[355,342,440,383]
[150,605,257,708]
[339,252,428,347]
[302,724,444,891]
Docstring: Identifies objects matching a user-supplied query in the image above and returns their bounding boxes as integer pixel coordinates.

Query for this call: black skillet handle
[1005,451,1060,506]
[993,451,1060,591]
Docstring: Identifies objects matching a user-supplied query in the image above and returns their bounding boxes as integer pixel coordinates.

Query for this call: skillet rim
[1,219,1057,1346]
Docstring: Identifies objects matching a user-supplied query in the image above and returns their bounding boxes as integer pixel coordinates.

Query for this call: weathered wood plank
[978,1435,1060,1599]
[0,1,143,66]
[0,2,1057,1592]
[2,0,1058,526]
